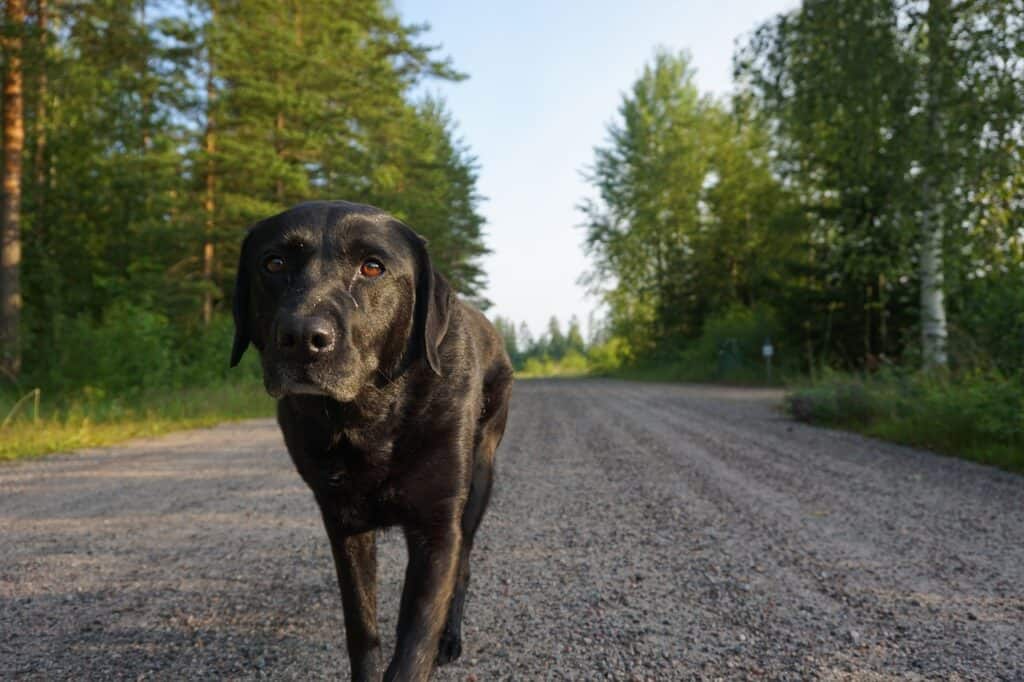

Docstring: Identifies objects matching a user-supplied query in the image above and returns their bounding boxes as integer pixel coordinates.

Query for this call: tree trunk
[275,111,285,202]
[878,272,888,356]
[201,97,216,325]
[919,180,948,367]
[139,0,152,151]
[1,0,26,377]
[201,10,217,326]
[33,0,47,196]
[272,4,300,206]
[920,0,950,369]
[864,283,872,360]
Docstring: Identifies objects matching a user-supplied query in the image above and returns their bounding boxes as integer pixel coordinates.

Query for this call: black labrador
[229,201,513,681]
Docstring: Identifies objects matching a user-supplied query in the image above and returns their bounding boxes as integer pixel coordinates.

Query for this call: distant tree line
[582,0,1024,378]
[492,315,588,371]
[0,0,487,387]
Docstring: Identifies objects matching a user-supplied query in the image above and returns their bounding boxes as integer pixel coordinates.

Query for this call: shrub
[518,349,592,378]
[587,337,629,374]
[788,371,1024,471]
[47,302,177,394]
[16,305,259,400]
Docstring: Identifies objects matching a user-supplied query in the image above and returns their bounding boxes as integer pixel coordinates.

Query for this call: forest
[576,0,1023,465]
[0,1,490,382]
[0,0,488,454]
[1,0,1022,465]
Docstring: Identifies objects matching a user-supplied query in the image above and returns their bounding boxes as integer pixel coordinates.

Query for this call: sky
[395,0,798,338]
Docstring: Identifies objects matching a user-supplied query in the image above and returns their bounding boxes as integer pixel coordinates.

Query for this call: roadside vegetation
[788,372,1024,472]
[2,2,1021,469]
[0,377,272,461]
[504,1,1024,470]
[0,316,273,460]
[0,1,488,460]
[493,316,597,378]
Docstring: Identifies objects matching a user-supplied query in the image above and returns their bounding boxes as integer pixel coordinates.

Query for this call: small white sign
[762,341,774,358]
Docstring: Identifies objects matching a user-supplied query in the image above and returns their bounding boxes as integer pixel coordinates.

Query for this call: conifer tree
[1,0,26,376]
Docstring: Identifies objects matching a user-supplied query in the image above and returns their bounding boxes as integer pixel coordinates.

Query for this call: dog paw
[436,631,462,665]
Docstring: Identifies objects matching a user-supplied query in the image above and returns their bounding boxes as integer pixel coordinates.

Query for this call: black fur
[230,201,513,681]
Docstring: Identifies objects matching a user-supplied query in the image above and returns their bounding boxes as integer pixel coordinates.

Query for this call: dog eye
[264,256,286,273]
[360,259,384,278]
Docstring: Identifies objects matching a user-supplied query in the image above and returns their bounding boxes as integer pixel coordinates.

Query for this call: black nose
[276,316,336,358]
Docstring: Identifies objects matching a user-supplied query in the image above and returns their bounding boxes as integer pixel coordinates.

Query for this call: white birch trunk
[920,181,948,367]
[920,0,950,369]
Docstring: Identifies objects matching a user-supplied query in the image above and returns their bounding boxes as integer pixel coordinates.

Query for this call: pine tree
[546,316,567,359]
[1,0,26,376]
[566,315,585,354]
[370,99,487,297]
[6,0,491,385]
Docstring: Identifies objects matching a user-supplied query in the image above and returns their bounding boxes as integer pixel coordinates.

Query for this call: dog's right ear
[229,232,252,368]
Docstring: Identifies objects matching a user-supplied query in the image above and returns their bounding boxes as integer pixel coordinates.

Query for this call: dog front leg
[321,516,383,682]
[385,523,462,682]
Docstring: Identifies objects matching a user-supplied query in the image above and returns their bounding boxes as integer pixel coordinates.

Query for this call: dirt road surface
[2,379,1022,680]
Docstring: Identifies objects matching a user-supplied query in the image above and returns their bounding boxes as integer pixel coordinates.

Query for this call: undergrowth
[787,371,1024,472]
[1,311,273,460]
[0,377,273,461]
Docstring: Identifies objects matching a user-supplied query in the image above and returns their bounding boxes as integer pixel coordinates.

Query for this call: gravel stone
[1,379,1023,679]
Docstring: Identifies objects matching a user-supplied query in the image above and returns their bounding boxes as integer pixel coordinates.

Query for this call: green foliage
[788,372,1024,472]
[492,316,622,379]
[1,305,268,459]
[585,337,629,375]
[22,305,258,397]
[49,303,177,394]
[0,377,273,461]
[581,50,802,367]
[734,0,1024,371]
[677,305,783,382]
[950,268,1024,375]
[545,316,567,359]
[572,14,1023,470]
[519,349,591,379]
[582,5,1024,396]
[367,99,490,299]
[604,306,786,385]
[11,0,488,395]
[0,0,491,458]
[566,316,585,355]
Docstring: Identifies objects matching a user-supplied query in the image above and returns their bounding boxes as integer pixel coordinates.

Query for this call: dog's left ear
[229,232,253,368]
[403,224,452,376]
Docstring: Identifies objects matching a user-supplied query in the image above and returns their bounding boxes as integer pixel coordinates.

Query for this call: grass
[787,371,1024,473]
[0,378,275,461]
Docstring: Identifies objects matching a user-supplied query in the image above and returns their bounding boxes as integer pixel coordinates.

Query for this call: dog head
[230,201,451,402]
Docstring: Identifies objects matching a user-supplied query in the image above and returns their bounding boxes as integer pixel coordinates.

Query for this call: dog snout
[275,315,337,359]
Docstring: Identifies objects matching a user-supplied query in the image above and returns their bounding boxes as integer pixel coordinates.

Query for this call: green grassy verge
[787,372,1024,473]
[0,378,275,461]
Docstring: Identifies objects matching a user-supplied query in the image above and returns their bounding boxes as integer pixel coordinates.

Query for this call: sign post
[762,338,774,383]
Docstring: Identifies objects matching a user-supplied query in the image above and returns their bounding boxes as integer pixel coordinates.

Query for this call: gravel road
[2,379,1023,680]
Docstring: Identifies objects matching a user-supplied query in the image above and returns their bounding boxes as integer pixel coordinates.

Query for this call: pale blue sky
[395,0,797,337]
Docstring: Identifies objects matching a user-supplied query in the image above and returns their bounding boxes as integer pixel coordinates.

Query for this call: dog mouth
[264,369,332,399]
[278,381,330,398]
[263,356,367,404]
